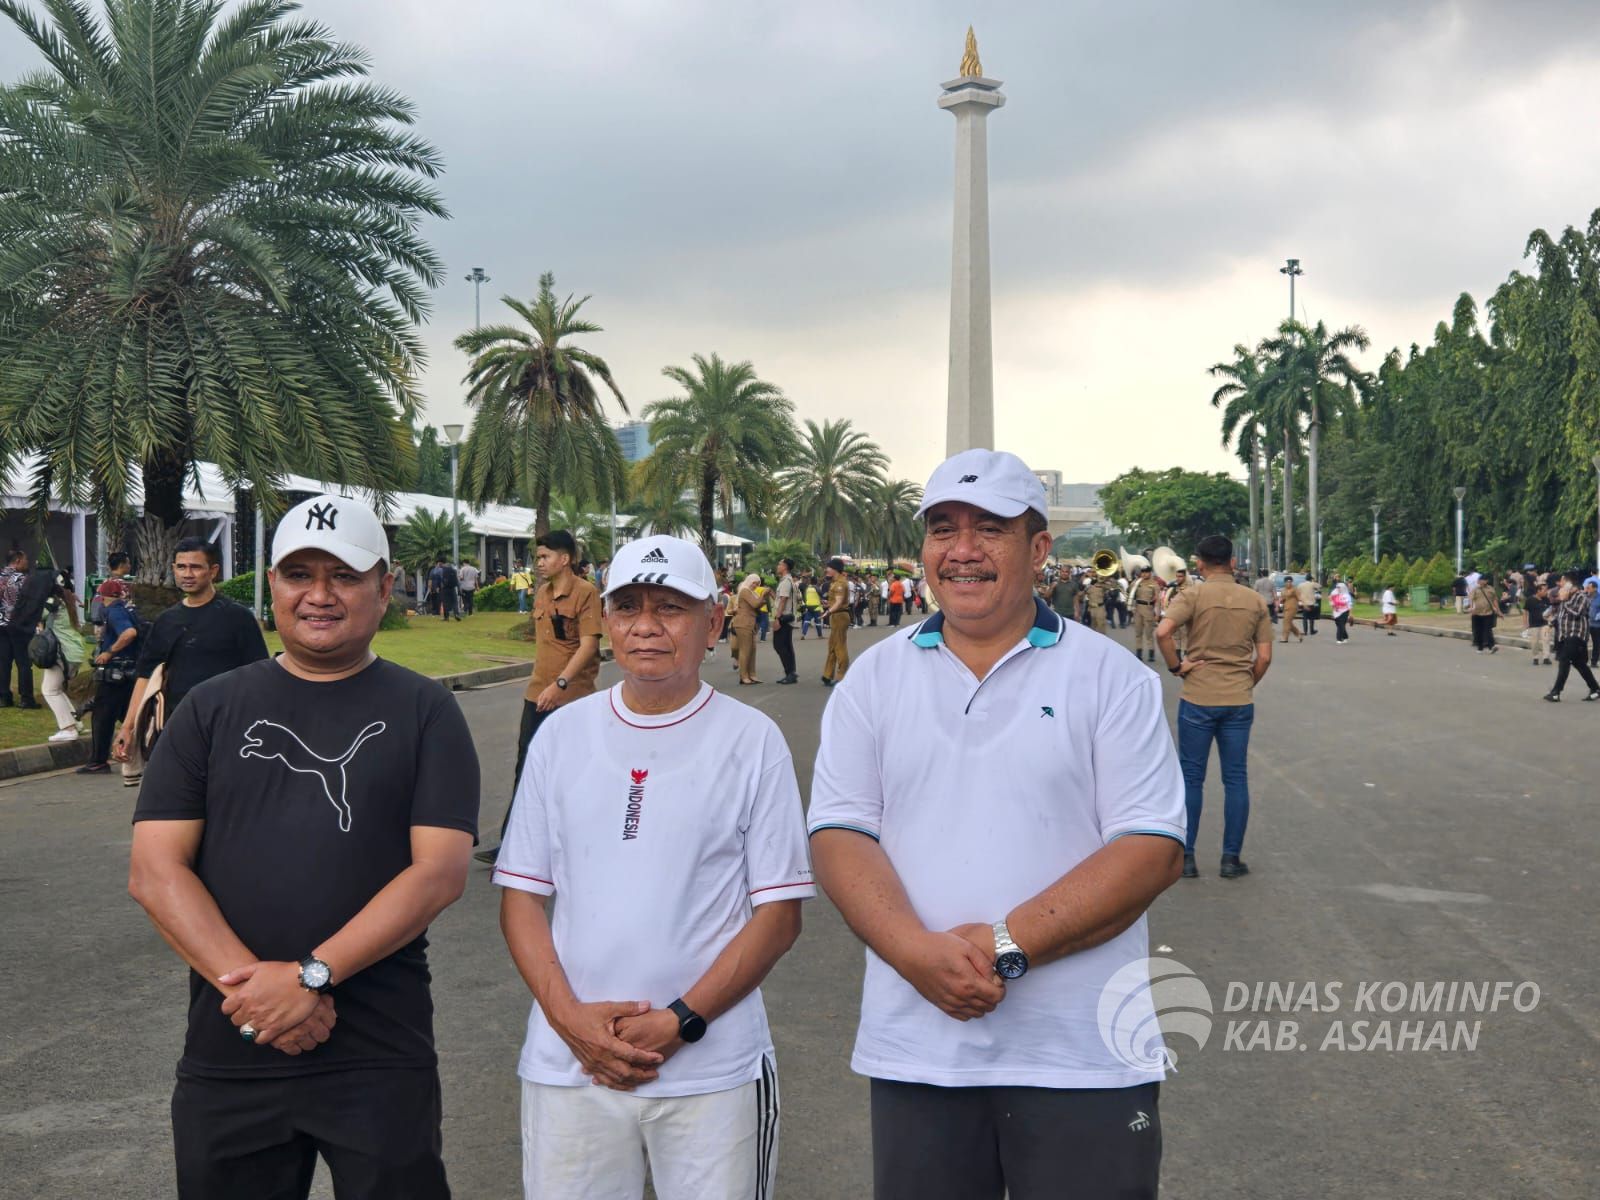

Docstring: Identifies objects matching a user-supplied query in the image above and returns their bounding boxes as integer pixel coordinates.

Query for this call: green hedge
[218,571,266,607]
[475,580,516,611]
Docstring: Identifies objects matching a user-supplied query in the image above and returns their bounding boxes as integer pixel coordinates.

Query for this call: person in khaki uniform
[1156,534,1273,881]
[477,528,602,864]
[1083,576,1108,632]
[1278,575,1303,643]
[1161,568,1192,658]
[1131,565,1161,663]
[732,572,764,684]
[822,556,851,686]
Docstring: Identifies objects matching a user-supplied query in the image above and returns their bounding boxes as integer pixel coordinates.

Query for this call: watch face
[680,1014,708,1043]
[996,951,1029,980]
[300,959,331,990]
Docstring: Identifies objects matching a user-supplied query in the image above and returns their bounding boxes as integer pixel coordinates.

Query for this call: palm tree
[454,273,627,536]
[623,462,698,539]
[776,419,888,554]
[866,478,924,564]
[1209,344,1271,571]
[395,508,468,574]
[1259,319,1371,574]
[0,0,445,575]
[640,354,797,558]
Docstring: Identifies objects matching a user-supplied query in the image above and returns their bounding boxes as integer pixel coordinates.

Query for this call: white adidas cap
[915,448,1049,521]
[603,534,717,601]
[271,494,391,573]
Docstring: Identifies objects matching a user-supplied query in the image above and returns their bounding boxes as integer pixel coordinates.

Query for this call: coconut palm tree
[454,273,627,536]
[866,478,924,564]
[640,354,797,558]
[776,419,888,554]
[0,0,445,573]
[1209,344,1272,570]
[623,462,698,539]
[395,508,468,575]
[1258,319,1371,575]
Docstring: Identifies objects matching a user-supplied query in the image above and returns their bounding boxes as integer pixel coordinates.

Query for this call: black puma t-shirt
[134,657,480,1078]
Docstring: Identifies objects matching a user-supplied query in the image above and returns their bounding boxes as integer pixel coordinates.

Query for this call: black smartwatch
[298,956,333,994]
[669,998,707,1043]
[556,676,569,690]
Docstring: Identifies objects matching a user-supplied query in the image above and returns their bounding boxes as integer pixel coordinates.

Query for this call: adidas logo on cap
[639,547,669,564]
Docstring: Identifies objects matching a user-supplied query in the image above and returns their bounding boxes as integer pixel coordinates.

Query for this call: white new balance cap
[271,494,391,573]
[915,449,1049,521]
[603,534,717,601]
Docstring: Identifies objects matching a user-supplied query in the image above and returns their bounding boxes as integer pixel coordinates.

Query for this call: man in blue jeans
[1155,534,1273,880]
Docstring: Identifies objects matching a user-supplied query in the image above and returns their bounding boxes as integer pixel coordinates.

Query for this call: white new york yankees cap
[271,494,391,573]
[915,448,1049,521]
[603,534,717,601]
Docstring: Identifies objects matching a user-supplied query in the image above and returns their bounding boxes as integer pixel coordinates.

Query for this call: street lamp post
[444,424,463,573]
[1279,259,1303,569]
[464,267,490,330]
[1371,504,1381,563]
[1453,486,1466,575]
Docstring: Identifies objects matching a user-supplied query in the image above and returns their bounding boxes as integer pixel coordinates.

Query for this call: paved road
[2,617,1594,1199]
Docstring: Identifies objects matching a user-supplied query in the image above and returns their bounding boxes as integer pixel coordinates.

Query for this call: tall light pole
[1371,504,1381,563]
[464,267,490,330]
[1279,258,1303,568]
[444,424,463,570]
[1453,486,1466,575]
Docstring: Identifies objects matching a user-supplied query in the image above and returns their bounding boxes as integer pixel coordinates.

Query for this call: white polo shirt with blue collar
[808,596,1186,1089]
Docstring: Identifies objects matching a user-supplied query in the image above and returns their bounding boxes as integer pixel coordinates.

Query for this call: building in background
[614,420,653,463]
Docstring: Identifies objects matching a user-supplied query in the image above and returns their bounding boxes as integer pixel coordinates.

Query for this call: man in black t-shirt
[129,495,479,1200]
[112,536,269,772]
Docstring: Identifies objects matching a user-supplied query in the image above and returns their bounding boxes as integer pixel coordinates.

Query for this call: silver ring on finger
[240,1023,258,1042]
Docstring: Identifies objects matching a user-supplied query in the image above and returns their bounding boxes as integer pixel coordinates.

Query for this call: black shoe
[1489,646,1499,654]
[1181,855,1198,878]
[821,677,833,687]
[1543,691,1560,702]
[1219,855,1250,879]
[1584,691,1600,702]
[75,762,110,774]
[16,700,40,710]
[473,846,499,865]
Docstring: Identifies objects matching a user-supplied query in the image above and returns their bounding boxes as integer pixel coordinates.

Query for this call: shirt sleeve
[493,733,554,895]
[132,695,211,822]
[576,585,603,639]
[742,730,816,906]
[807,683,885,841]
[1162,589,1194,627]
[409,690,480,837]
[1093,676,1187,846]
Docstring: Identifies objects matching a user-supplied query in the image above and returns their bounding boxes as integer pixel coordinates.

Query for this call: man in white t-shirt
[495,534,813,1200]
[809,449,1186,1200]
[1381,584,1399,636]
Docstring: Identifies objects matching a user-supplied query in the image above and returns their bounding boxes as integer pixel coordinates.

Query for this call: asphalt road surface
[1,615,1594,1199]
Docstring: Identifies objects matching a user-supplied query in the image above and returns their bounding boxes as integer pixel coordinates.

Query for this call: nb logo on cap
[959,474,979,483]
[639,548,669,564]
[305,503,338,531]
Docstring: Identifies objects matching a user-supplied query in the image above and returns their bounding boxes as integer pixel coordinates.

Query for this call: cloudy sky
[8,0,1600,489]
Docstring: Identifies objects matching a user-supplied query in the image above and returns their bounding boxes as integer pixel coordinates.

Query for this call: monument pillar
[939,28,1005,455]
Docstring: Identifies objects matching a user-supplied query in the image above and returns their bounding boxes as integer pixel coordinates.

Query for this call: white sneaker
[48,728,80,742]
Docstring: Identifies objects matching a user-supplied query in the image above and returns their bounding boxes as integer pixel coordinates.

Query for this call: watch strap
[992,920,1021,958]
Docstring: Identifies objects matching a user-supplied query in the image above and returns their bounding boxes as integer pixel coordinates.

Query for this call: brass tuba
[1092,549,1119,578]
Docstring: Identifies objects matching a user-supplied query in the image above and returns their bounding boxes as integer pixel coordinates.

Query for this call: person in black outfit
[129,494,478,1200]
[0,549,41,708]
[112,537,270,771]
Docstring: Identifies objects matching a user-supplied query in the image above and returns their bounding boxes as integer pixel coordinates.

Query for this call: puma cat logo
[240,720,387,832]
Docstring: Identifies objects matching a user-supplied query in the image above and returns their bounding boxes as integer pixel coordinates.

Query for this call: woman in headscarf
[1328,575,1354,644]
[732,572,764,684]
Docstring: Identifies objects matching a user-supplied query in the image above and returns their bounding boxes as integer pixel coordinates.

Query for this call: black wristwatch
[556,676,569,690]
[298,956,333,994]
[669,998,707,1043]
[1168,664,1183,676]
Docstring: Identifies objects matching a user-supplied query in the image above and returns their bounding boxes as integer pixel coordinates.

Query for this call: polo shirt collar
[544,573,573,600]
[910,595,1064,650]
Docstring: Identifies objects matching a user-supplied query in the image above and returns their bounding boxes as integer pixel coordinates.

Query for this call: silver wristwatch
[992,920,1029,980]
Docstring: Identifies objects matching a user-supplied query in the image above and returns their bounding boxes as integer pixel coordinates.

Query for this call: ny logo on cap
[959,474,979,483]
[305,502,339,531]
[639,547,669,564]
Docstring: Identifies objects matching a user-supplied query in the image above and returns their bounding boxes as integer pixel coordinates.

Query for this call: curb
[0,652,597,784]
[1350,616,1533,649]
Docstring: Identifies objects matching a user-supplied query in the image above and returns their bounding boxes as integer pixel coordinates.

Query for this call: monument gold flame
[960,26,982,78]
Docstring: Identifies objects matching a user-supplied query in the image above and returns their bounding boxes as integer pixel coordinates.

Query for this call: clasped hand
[550,999,675,1091]
[218,961,335,1055]
[896,926,1006,1022]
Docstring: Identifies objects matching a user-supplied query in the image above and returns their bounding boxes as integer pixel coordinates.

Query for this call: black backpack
[28,626,59,669]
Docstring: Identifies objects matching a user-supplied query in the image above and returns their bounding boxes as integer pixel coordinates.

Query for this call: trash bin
[1409,585,1430,610]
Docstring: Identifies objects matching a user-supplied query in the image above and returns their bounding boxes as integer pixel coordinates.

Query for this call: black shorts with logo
[870,1078,1161,1200]
[171,1066,448,1199]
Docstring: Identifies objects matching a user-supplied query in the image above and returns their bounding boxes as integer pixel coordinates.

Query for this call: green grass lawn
[0,611,536,753]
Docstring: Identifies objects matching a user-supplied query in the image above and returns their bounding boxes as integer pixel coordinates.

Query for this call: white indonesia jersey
[495,682,815,1098]
[808,598,1187,1089]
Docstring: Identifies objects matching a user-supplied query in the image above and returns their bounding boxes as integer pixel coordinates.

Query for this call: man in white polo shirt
[495,533,813,1200]
[809,448,1186,1200]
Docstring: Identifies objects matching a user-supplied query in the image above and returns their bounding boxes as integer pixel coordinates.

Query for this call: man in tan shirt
[1156,534,1273,881]
[1130,565,1161,663]
[477,528,603,864]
